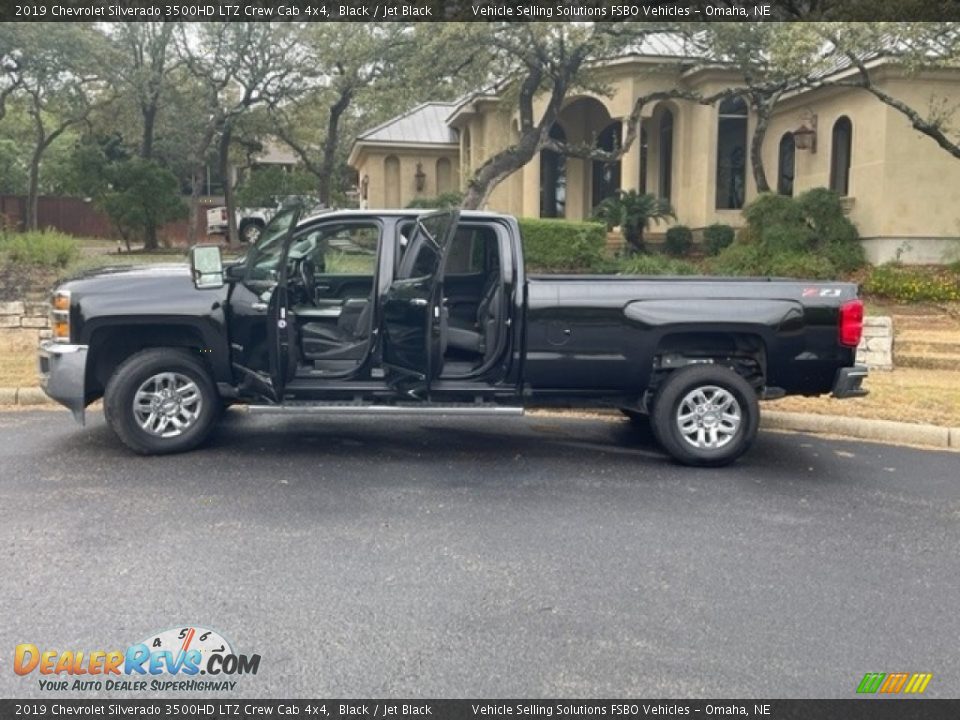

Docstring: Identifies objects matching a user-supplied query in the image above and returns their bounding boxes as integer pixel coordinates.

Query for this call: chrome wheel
[241,224,262,244]
[132,372,203,438]
[675,385,741,450]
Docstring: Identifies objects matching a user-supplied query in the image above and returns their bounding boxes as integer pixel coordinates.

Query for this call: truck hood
[62,262,191,285]
[58,263,232,341]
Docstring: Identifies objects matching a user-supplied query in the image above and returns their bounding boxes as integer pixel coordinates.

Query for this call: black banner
[2,700,960,720]
[2,0,960,22]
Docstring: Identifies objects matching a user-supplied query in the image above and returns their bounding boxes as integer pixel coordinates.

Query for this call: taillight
[839,299,864,347]
[220,208,227,222]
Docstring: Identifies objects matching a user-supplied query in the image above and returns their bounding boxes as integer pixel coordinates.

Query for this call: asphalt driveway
[0,409,958,699]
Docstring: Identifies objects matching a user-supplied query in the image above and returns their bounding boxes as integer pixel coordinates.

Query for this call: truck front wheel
[651,365,759,467]
[104,348,220,455]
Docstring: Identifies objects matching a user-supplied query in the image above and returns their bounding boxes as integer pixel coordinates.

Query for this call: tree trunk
[461,128,545,210]
[749,90,782,195]
[625,226,644,255]
[141,104,159,250]
[318,90,351,207]
[26,145,41,231]
[218,122,238,245]
[141,104,157,159]
[187,164,204,246]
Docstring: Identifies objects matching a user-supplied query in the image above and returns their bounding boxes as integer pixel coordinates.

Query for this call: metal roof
[356,102,459,145]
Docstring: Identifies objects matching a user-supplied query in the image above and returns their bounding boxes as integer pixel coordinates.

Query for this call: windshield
[244,206,301,282]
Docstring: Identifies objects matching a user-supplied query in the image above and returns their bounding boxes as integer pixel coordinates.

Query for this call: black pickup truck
[38,207,867,466]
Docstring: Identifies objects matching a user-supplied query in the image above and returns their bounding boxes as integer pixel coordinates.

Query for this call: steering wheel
[298,257,317,304]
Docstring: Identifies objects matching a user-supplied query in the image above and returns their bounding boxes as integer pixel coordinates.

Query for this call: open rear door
[265,205,303,400]
[381,209,460,397]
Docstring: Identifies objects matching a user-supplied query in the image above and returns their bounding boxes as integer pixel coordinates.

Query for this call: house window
[778,132,795,196]
[830,116,852,196]
[658,110,673,202]
[592,121,622,210]
[436,157,452,195]
[384,155,400,208]
[540,124,567,218]
[715,96,748,209]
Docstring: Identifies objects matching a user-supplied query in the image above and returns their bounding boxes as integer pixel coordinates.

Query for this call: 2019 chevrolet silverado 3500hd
[39,207,867,466]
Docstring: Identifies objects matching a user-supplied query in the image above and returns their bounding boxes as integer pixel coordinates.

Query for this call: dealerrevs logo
[14,626,260,692]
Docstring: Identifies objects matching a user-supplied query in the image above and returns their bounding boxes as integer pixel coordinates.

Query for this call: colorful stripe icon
[857,672,933,694]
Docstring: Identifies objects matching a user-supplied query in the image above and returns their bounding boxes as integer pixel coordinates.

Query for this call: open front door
[228,204,302,401]
[381,209,460,396]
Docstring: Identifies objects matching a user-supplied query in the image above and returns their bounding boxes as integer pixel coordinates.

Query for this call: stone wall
[857,316,894,370]
[0,300,51,352]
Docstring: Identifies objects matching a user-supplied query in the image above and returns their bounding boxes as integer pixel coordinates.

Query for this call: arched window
[778,132,795,197]
[830,116,852,196]
[384,155,400,208]
[715,96,748,209]
[436,157,452,195]
[657,110,674,202]
[540,124,567,218]
[592,121,622,210]
[639,126,648,195]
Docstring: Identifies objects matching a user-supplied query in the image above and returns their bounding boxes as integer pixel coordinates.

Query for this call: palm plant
[593,190,675,254]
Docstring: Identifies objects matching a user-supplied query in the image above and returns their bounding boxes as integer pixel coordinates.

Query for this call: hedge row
[518,218,607,273]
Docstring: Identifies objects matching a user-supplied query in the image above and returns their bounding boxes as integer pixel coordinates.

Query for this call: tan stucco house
[349,41,960,264]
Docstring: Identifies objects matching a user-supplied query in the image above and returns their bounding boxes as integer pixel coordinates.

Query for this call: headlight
[50,290,71,342]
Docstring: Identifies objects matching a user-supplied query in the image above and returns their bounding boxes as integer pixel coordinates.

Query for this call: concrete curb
[0,386,56,407]
[1,386,958,451]
[761,411,960,451]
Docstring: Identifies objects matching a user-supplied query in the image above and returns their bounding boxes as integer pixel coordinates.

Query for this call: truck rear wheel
[651,365,759,467]
[104,348,220,455]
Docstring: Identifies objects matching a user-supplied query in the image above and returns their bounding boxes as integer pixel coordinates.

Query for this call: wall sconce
[793,114,817,153]
[414,163,426,192]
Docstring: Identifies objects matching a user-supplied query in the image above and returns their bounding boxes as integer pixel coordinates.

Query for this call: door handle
[251,302,268,312]
[409,298,428,307]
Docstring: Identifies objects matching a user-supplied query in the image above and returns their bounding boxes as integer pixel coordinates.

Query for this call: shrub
[618,253,698,276]
[703,223,735,256]
[97,158,187,245]
[519,218,607,273]
[0,230,80,268]
[862,264,960,302]
[712,188,865,279]
[664,225,693,257]
[592,190,674,254]
[406,192,463,209]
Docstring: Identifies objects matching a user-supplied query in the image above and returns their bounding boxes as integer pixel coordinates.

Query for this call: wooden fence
[0,195,222,246]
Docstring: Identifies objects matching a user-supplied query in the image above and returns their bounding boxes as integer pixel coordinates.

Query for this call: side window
[401,236,440,280]
[291,223,379,276]
[445,229,488,275]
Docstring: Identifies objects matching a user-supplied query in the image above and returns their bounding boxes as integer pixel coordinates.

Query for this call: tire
[239,220,263,244]
[104,348,220,455]
[651,364,759,467]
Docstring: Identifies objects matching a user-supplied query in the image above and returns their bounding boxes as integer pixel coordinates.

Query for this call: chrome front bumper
[38,341,88,425]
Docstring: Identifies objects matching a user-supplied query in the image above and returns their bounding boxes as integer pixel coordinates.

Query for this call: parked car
[206,205,275,244]
[39,207,867,467]
[206,196,318,243]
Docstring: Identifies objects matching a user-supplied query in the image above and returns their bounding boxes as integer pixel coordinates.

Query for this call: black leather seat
[447,274,502,357]
[301,299,371,360]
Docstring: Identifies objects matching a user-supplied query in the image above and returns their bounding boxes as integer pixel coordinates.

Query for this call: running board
[248,403,524,417]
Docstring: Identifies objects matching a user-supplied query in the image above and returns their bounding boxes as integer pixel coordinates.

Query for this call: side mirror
[189,244,224,289]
